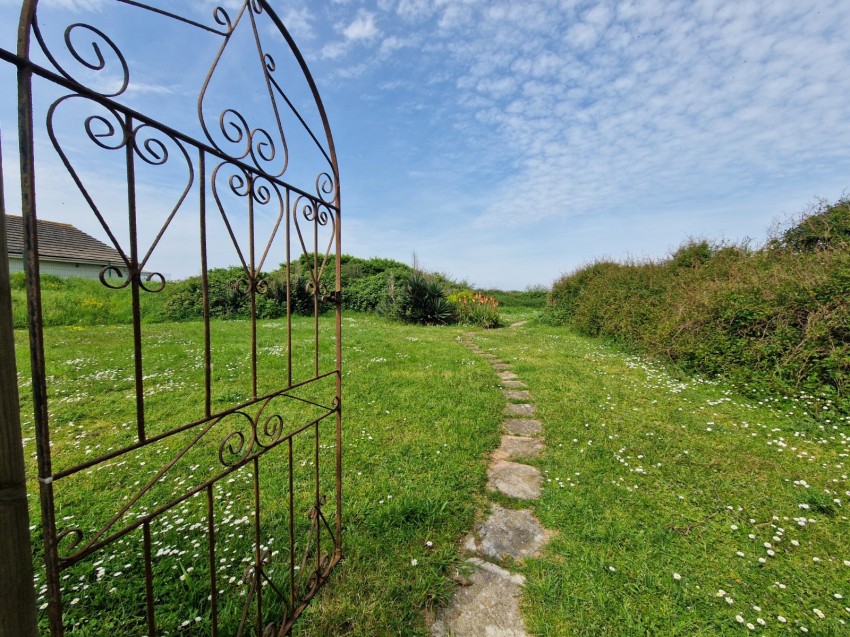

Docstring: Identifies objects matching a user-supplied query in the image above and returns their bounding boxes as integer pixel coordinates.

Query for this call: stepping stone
[498,371,519,381]
[488,461,542,500]
[480,353,499,361]
[503,419,542,436]
[493,436,544,461]
[500,380,527,389]
[502,389,531,400]
[492,363,511,371]
[431,559,528,637]
[504,403,536,417]
[465,505,549,560]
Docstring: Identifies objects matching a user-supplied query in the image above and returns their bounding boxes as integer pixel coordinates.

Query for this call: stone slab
[502,389,532,400]
[502,419,542,436]
[431,559,527,637]
[500,380,527,389]
[498,371,519,380]
[493,436,545,461]
[488,461,542,500]
[492,363,511,371]
[504,403,536,417]
[465,505,549,560]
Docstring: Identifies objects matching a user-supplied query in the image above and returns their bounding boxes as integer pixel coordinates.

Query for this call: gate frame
[0,128,39,637]
[0,1,343,634]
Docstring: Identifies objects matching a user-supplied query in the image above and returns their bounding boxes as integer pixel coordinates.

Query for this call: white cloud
[396,0,433,21]
[379,35,408,54]
[330,0,850,286]
[321,41,347,60]
[278,6,316,41]
[322,9,381,59]
[342,11,379,41]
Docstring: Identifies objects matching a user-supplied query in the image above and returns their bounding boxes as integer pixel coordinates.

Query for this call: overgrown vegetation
[9,271,167,328]
[11,254,511,329]
[544,197,850,414]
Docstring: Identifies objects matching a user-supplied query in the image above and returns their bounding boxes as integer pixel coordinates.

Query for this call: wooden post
[0,128,39,636]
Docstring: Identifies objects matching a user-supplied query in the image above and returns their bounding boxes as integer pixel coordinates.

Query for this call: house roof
[4,215,125,264]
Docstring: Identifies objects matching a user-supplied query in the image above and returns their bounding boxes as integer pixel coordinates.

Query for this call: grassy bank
[474,322,850,636]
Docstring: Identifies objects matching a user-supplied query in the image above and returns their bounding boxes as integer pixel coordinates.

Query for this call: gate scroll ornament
[0,1,342,634]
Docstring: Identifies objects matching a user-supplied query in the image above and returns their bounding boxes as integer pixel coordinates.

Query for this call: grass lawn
[15,313,502,636]
[473,322,850,636]
[14,311,850,635]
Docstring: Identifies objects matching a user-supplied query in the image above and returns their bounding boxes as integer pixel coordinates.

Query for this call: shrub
[344,272,394,312]
[390,270,454,325]
[778,197,850,252]
[448,290,502,328]
[163,266,250,320]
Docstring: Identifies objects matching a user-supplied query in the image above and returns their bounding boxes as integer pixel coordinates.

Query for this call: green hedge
[544,198,850,412]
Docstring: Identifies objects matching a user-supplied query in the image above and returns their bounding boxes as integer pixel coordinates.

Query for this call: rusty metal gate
[0,1,342,634]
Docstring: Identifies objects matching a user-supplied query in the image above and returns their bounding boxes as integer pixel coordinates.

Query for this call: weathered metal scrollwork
[32,15,130,96]
[48,96,193,294]
[212,161,286,284]
[7,1,342,633]
[199,3,289,177]
[216,398,289,468]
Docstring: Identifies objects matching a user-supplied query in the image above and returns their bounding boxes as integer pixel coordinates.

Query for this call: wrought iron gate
[0,1,342,634]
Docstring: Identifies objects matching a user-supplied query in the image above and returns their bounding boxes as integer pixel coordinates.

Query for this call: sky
[1,0,850,289]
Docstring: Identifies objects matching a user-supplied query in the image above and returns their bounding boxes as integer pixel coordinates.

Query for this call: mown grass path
[431,331,551,636]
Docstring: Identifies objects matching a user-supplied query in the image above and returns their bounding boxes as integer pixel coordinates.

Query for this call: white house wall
[7,256,127,280]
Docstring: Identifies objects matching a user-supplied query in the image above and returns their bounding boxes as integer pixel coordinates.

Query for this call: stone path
[431,336,552,637]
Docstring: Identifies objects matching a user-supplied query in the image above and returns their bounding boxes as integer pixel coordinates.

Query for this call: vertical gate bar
[253,458,262,632]
[285,189,292,388]
[200,151,212,418]
[334,202,342,553]
[287,438,294,608]
[16,3,64,632]
[249,176,258,399]
[206,485,219,637]
[314,421,320,576]
[0,127,39,637]
[313,210,318,376]
[142,521,156,637]
[125,114,146,443]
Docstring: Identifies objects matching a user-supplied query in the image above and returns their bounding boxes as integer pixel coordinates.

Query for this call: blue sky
[2,0,850,289]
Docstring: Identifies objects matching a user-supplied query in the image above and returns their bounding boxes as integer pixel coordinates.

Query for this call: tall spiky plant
[399,270,454,325]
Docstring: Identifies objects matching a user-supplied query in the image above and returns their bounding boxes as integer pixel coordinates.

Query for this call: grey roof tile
[4,215,124,264]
